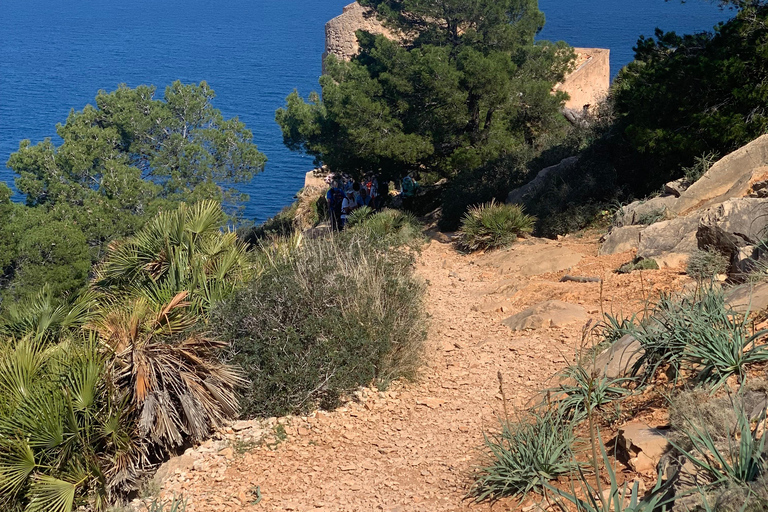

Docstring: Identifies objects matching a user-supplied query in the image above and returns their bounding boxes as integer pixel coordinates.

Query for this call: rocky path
[150,234,689,512]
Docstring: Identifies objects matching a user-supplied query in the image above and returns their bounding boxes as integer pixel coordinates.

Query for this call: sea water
[0,0,733,222]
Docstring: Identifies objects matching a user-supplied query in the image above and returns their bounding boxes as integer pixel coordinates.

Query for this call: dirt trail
[154,233,689,512]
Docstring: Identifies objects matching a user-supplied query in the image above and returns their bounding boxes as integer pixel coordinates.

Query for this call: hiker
[401,174,417,198]
[340,190,357,229]
[358,187,372,207]
[326,180,343,231]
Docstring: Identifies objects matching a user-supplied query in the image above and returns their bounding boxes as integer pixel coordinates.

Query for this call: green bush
[345,209,423,250]
[345,206,375,228]
[211,232,427,417]
[469,410,580,503]
[617,258,659,274]
[456,200,535,252]
[667,389,768,511]
[687,249,730,280]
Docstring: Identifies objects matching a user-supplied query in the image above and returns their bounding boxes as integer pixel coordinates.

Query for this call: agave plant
[0,335,144,512]
[93,200,252,315]
[90,290,244,450]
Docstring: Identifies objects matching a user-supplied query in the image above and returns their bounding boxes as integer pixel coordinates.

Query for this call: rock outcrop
[506,156,579,205]
[323,2,398,72]
[600,135,768,268]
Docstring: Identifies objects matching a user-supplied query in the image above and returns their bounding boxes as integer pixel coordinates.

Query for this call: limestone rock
[617,421,670,474]
[671,134,768,215]
[635,215,700,268]
[599,225,644,255]
[506,156,579,205]
[635,197,768,268]
[304,169,327,189]
[502,301,587,331]
[323,2,399,71]
[153,454,196,486]
[591,334,643,379]
[482,242,582,276]
[726,281,768,315]
[664,178,689,198]
[614,196,677,228]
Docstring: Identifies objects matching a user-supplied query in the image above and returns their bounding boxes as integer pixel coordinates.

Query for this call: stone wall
[555,48,610,110]
[323,2,397,73]
[323,2,610,110]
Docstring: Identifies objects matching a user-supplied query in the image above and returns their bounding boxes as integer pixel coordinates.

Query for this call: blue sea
[0,0,734,223]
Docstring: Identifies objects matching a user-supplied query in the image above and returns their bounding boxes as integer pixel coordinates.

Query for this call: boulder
[726,281,768,315]
[617,421,670,474]
[635,197,768,268]
[502,301,587,330]
[635,215,700,268]
[591,334,643,379]
[599,225,645,255]
[671,134,768,215]
[153,454,197,486]
[506,156,579,205]
[697,197,767,243]
[664,178,689,198]
[614,195,677,228]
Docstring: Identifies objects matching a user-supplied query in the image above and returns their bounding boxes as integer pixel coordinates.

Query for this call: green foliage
[456,200,534,252]
[629,287,768,388]
[93,200,252,316]
[0,337,139,511]
[671,400,767,487]
[211,231,427,418]
[276,0,574,183]
[345,206,375,228]
[687,249,730,280]
[0,287,95,343]
[148,496,187,512]
[613,4,768,184]
[469,410,580,503]
[345,208,423,249]
[617,258,659,274]
[683,151,719,185]
[5,82,265,268]
[600,313,638,345]
[549,365,632,421]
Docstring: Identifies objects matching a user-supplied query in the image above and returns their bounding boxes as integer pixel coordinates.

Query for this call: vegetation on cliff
[1,82,266,305]
[276,0,574,186]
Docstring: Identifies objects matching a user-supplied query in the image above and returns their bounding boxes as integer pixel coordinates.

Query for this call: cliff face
[323,2,398,73]
[323,2,610,110]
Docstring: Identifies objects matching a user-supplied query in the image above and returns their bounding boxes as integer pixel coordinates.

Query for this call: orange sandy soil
[152,231,692,512]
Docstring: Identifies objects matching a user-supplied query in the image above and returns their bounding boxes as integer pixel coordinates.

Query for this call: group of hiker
[325,175,381,231]
[325,173,420,230]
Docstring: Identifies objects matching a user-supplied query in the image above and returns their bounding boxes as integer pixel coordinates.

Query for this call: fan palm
[93,200,251,315]
[89,291,244,450]
[0,335,143,512]
[0,286,96,344]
